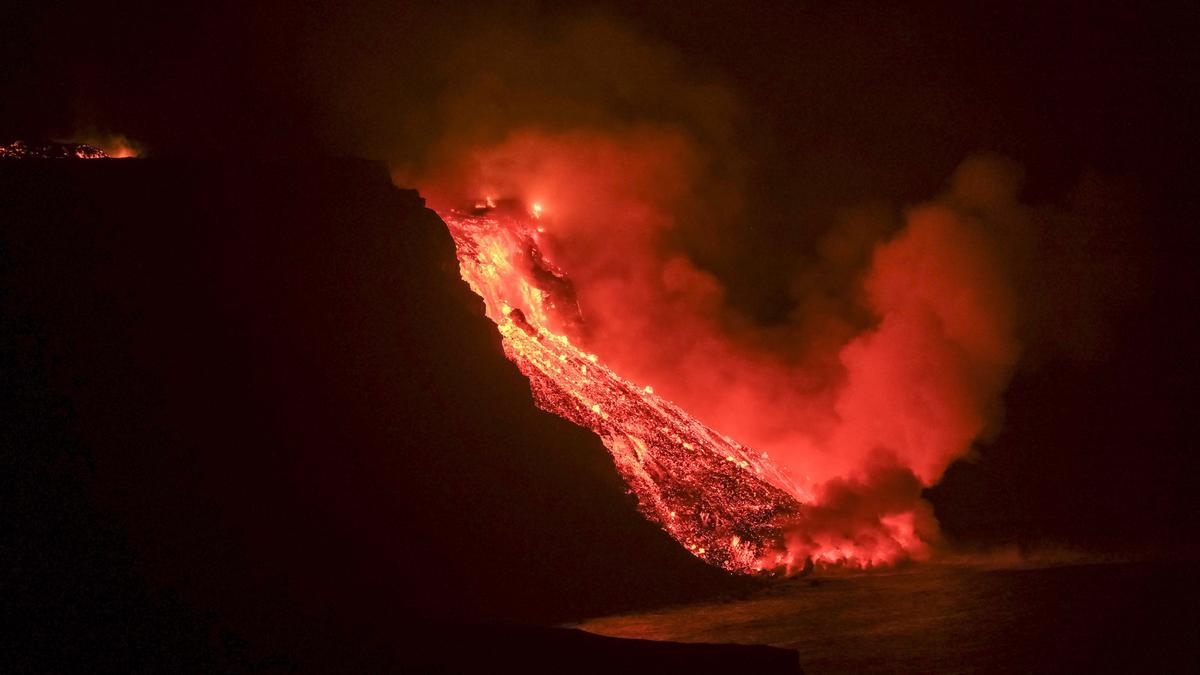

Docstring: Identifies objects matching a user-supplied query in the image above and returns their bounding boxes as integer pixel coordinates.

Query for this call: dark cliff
[0,159,789,671]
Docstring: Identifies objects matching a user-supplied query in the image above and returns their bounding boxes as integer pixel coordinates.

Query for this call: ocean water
[575,560,1199,673]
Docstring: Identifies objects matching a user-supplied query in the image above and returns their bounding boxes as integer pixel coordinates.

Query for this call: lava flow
[0,140,111,159]
[440,200,810,574]
[0,138,139,159]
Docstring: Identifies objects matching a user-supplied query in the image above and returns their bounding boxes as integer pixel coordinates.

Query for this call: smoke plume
[405,13,1041,564]
[18,0,1161,565]
[406,12,1061,565]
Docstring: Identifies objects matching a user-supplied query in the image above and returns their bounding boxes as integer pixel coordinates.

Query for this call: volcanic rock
[0,158,778,671]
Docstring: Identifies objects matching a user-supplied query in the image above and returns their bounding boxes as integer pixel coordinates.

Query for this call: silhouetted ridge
[0,159,776,671]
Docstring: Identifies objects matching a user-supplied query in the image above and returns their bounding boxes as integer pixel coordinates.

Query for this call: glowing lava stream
[439,201,815,575]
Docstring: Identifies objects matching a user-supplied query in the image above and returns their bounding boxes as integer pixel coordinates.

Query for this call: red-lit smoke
[68,133,141,158]
[419,130,1023,568]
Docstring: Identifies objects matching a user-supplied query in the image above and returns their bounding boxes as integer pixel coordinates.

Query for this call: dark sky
[5,1,1198,302]
[7,2,1197,178]
[5,0,1199,569]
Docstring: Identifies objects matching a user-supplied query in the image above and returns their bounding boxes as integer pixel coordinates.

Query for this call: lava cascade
[440,203,821,574]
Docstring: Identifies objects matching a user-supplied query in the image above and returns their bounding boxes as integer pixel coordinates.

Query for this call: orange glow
[1,136,141,159]
[441,204,803,574]
[424,131,1019,574]
[436,200,943,574]
[71,134,141,158]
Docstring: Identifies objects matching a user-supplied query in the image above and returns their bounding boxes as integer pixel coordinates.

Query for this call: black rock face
[1,159,766,671]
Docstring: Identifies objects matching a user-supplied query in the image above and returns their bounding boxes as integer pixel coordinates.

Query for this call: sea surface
[575,560,1199,673]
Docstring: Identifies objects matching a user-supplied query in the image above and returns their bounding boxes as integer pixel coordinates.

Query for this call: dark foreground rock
[0,159,785,671]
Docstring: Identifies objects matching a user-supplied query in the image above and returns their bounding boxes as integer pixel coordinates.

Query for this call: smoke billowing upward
[5,6,1198,674]
[407,12,1056,565]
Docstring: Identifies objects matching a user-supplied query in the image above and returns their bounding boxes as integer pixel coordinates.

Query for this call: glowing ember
[1,136,140,160]
[0,140,111,159]
[94,137,138,158]
[424,131,1023,575]
[440,201,809,574]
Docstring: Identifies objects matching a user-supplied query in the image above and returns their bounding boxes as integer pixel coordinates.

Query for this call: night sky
[3,0,1199,671]
[7,1,1198,335]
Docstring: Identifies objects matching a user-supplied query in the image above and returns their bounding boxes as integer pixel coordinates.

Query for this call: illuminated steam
[423,131,1026,569]
[407,12,1031,570]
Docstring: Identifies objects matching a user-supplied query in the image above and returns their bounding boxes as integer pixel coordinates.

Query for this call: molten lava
[440,201,814,574]
[0,141,111,159]
[426,133,1025,575]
